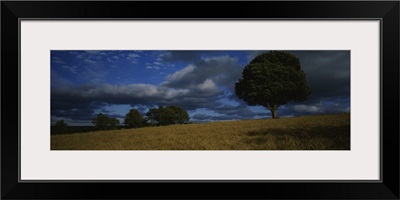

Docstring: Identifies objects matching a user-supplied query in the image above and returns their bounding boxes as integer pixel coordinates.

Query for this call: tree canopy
[235,51,311,118]
[146,108,159,125]
[124,109,144,128]
[146,105,190,126]
[92,113,120,130]
[53,120,68,134]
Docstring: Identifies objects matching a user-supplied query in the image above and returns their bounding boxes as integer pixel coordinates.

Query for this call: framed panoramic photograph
[49,49,351,151]
[2,1,399,200]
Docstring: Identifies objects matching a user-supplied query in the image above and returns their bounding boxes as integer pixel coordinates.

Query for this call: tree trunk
[270,107,278,119]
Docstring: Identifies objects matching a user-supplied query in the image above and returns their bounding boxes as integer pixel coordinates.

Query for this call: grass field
[51,113,350,150]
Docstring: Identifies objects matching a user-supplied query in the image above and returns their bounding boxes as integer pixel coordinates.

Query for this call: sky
[51,50,350,126]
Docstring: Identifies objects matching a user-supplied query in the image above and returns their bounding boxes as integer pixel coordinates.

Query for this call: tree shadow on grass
[244,125,350,150]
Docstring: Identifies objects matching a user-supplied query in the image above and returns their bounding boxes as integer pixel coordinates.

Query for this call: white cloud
[83,59,97,65]
[153,61,162,66]
[197,79,217,91]
[53,60,66,65]
[52,57,66,65]
[127,53,140,64]
[61,65,78,74]
[146,65,161,70]
[107,56,119,63]
[165,65,195,82]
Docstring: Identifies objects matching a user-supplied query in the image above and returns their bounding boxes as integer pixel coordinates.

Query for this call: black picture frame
[2,1,399,199]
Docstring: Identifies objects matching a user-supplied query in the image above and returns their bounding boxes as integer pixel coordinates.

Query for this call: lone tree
[124,109,143,128]
[235,51,311,119]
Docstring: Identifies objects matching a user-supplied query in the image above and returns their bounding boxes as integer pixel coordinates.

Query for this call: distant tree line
[52,105,190,133]
[92,105,190,129]
[123,105,190,128]
[91,113,120,130]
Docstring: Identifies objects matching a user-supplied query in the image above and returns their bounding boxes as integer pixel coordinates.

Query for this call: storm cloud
[291,51,350,101]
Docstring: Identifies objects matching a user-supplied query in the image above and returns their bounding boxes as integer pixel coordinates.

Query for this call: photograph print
[51,50,350,150]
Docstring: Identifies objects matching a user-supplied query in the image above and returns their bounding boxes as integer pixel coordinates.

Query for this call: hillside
[51,113,350,150]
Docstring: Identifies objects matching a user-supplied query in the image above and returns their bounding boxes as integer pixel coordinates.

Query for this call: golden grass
[51,113,350,150]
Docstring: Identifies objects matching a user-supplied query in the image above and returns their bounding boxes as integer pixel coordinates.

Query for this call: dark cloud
[189,102,269,122]
[51,108,96,121]
[51,79,223,124]
[160,51,199,63]
[51,71,72,88]
[290,51,350,101]
[213,104,265,117]
[273,96,350,117]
